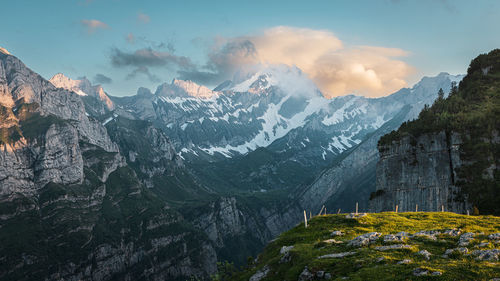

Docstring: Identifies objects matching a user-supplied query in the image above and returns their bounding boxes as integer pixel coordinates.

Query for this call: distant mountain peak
[231,64,322,98]
[0,46,10,55]
[49,73,90,96]
[155,79,220,99]
[50,73,114,109]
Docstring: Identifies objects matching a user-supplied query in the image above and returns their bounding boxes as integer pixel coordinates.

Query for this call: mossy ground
[233,212,500,281]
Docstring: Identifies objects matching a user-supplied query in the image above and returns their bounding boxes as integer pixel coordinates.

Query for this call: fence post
[337,208,341,214]
[355,202,358,215]
[318,205,325,216]
[304,210,308,228]
[395,205,398,213]
[441,205,444,212]
[324,207,327,215]
[467,210,470,216]
[415,204,418,212]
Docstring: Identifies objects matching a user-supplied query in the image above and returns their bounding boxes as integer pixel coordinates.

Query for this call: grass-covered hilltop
[229,212,500,281]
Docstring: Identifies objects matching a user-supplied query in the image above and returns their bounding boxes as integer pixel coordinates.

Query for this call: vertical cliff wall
[370,131,470,213]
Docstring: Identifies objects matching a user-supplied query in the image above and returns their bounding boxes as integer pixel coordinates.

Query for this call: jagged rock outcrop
[49,73,115,112]
[0,51,217,280]
[370,131,470,212]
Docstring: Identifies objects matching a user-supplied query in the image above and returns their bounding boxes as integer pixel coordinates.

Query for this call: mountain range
[0,46,463,280]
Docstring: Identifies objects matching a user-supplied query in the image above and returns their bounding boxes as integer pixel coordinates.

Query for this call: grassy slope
[234,212,500,281]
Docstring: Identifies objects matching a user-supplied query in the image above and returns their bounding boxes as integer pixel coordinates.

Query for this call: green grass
[233,212,500,281]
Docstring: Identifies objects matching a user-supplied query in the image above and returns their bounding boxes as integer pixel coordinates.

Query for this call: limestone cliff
[0,50,217,280]
[370,131,470,213]
[370,49,500,215]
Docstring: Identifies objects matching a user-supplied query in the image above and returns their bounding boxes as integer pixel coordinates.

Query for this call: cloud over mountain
[180,26,414,98]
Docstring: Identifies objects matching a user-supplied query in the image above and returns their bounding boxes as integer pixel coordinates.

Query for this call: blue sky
[2,0,500,97]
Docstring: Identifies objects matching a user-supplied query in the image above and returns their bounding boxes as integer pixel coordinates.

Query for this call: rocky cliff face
[0,51,218,280]
[369,49,500,216]
[370,131,470,213]
[295,72,461,215]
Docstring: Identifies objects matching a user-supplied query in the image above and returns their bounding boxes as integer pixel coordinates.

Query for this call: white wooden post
[337,208,341,214]
[355,202,358,215]
[467,210,470,216]
[318,205,325,216]
[441,205,444,212]
[415,204,418,212]
[395,205,398,213]
[303,210,308,228]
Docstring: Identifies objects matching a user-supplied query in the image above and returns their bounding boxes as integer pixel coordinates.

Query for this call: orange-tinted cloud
[248,26,414,98]
[81,19,109,34]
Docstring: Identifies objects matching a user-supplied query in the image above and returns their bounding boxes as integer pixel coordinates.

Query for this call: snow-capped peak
[155,79,220,99]
[231,64,322,98]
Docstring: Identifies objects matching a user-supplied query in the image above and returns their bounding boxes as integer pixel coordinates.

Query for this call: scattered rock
[417,250,432,260]
[470,249,500,261]
[413,268,429,276]
[345,213,367,219]
[397,259,412,264]
[458,232,475,246]
[412,230,441,241]
[488,233,500,240]
[376,256,386,262]
[443,247,469,258]
[249,265,270,281]
[476,242,490,248]
[347,232,381,247]
[375,244,412,251]
[279,245,294,263]
[280,252,291,263]
[443,229,461,237]
[298,266,314,281]
[489,278,500,281]
[432,271,443,276]
[331,230,344,237]
[316,271,325,278]
[383,232,408,243]
[323,239,343,244]
[324,273,332,279]
[280,245,294,254]
[318,252,357,259]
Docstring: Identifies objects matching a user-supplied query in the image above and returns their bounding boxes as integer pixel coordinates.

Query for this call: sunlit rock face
[49,73,115,110]
[0,50,218,281]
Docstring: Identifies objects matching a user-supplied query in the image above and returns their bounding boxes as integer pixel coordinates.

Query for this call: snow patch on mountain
[201,95,329,156]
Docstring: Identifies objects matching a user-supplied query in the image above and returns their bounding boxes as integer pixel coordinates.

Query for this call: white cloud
[249,26,414,98]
